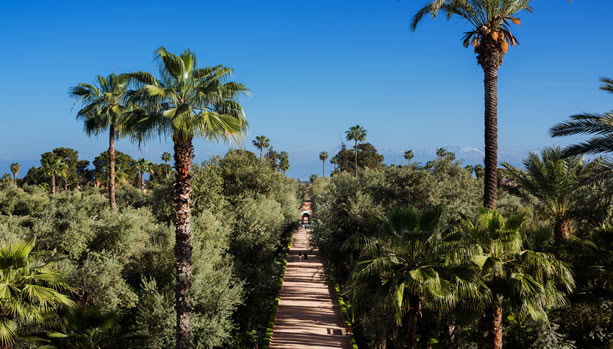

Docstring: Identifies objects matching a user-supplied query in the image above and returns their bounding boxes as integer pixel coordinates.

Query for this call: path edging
[333,284,359,349]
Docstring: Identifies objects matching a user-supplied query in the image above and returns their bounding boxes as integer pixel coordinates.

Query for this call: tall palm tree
[127,47,248,349]
[0,241,75,348]
[345,125,367,176]
[404,150,414,165]
[502,147,594,242]
[135,159,153,193]
[319,151,328,177]
[460,210,574,349]
[162,152,172,164]
[70,73,132,212]
[279,151,289,175]
[352,207,457,349]
[9,163,19,186]
[42,155,63,195]
[252,135,270,159]
[550,78,613,156]
[411,0,533,209]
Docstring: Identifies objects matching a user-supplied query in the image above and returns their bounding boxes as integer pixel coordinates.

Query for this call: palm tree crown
[352,207,457,348]
[162,152,172,164]
[0,241,75,347]
[128,47,248,143]
[502,147,595,242]
[550,78,613,156]
[252,136,270,159]
[460,210,574,349]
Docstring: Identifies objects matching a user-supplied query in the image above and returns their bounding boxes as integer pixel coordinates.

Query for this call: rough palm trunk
[407,295,422,349]
[322,161,325,177]
[12,174,16,186]
[140,171,145,193]
[478,303,503,349]
[64,177,68,192]
[354,140,358,176]
[108,124,117,212]
[50,174,56,195]
[482,66,499,210]
[554,217,571,242]
[260,148,263,159]
[173,137,194,349]
[477,43,504,210]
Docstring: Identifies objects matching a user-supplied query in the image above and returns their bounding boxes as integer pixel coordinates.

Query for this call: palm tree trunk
[64,177,68,192]
[483,65,499,210]
[12,174,16,186]
[407,295,422,349]
[322,161,325,177]
[354,140,358,176]
[51,174,56,195]
[478,303,503,349]
[109,124,117,213]
[554,217,571,242]
[173,137,194,349]
[260,148,263,159]
[140,171,145,193]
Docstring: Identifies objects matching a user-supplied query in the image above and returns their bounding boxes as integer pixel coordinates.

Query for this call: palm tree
[404,150,414,165]
[502,147,594,242]
[70,73,132,212]
[252,135,270,159]
[135,159,153,193]
[412,1,533,209]
[127,47,248,349]
[474,164,485,179]
[42,155,63,195]
[550,78,613,156]
[9,163,19,186]
[59,161,69,192]
[0,241,75,347]
[330,155,338,171]
[460,210,574,349]
[162,152,172,164]
[352,207,456,349]
[279,151,289,175]
[345,125,367,176]
[319,152,328,177]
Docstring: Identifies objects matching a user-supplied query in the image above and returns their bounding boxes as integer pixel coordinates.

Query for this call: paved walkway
[270,222,350,348]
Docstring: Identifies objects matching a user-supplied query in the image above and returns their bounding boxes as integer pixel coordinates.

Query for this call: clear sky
[1,0,612,179]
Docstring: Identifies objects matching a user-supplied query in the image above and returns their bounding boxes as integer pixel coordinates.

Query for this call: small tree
[161,152,172,164]
[41,155,64,195]
[9,163,19,186]
[279,151,289,175]
[404,150,414,165]
[136,159,153,193]
[345,125,367,176]
[319,152,328,177]
[252,136,270,159]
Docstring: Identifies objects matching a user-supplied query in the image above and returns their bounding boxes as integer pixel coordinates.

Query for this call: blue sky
[1,0,612,179]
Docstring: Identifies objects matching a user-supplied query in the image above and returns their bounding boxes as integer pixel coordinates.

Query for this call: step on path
[270,202,350,349]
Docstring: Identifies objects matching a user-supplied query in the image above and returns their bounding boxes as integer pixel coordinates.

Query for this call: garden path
[270,214,350,348]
